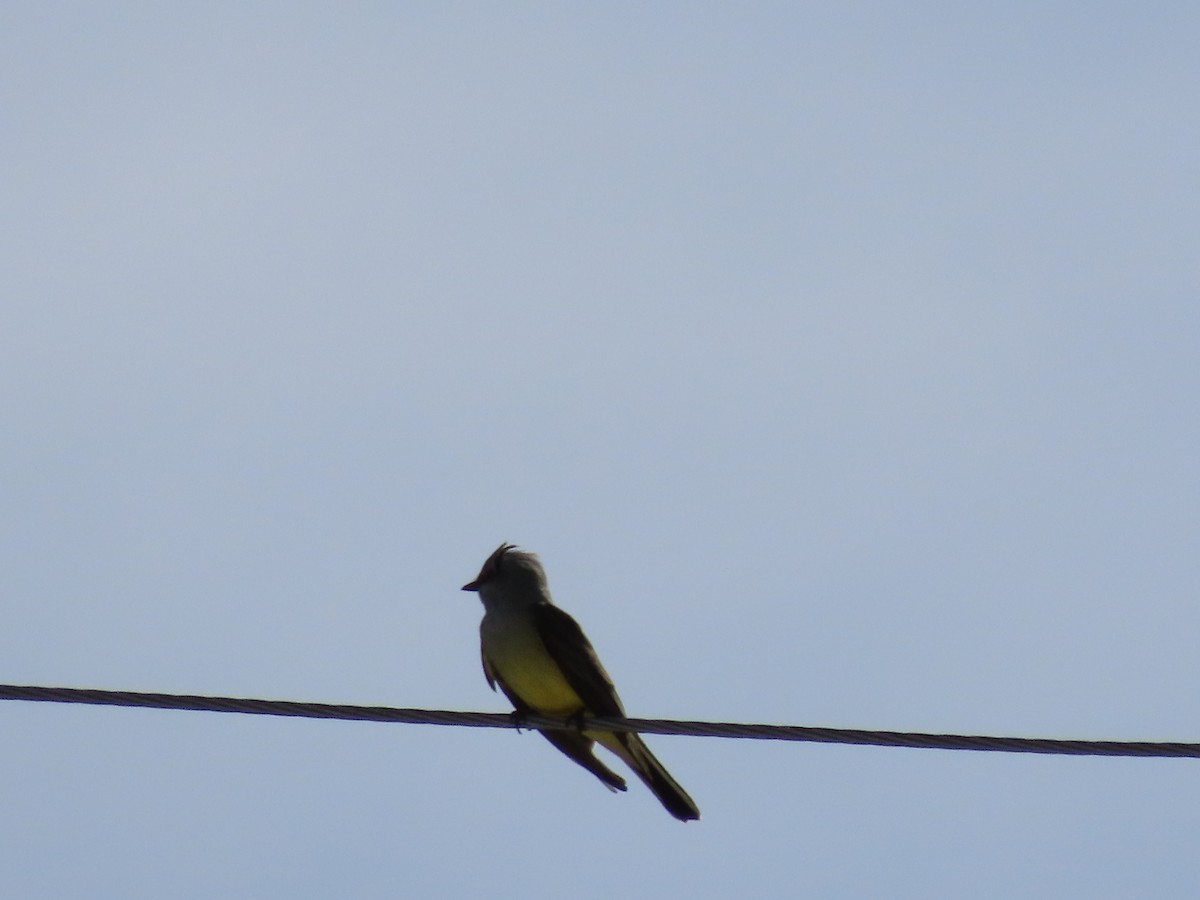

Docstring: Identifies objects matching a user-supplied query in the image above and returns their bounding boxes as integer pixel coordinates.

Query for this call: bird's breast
[480,608,584,714]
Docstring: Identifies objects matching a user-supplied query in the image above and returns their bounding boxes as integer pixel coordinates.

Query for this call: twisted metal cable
[3,683,1198,758]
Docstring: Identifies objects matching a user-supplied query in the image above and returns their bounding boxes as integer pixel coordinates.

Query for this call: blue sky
[2,4,1199,897]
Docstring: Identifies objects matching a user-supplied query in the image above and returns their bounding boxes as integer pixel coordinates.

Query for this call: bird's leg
[567,709,589,734]
[509,708,530,733]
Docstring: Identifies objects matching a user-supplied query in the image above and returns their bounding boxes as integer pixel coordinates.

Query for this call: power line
[2,683,1198,758]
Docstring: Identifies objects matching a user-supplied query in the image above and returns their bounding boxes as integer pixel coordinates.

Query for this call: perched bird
[463,543,700,821]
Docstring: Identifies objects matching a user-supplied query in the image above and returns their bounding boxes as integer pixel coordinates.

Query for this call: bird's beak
[461,580,479,592]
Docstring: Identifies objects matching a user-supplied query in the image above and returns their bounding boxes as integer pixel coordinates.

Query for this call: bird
[462,542,700,821]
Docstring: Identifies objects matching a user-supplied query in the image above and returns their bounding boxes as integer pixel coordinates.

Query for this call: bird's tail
[540,729,628,792]
[599,732,700,821]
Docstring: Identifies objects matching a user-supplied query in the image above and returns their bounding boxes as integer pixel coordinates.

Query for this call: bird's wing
[481,645,497,691]
[532,602,627,718]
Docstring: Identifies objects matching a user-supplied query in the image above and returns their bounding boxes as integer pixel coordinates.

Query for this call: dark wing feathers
[481,646,498,692]
[532,603,627,719]
[540,729,628,792]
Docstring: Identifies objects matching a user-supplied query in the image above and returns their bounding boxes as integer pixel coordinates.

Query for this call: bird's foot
[567,709,589,734]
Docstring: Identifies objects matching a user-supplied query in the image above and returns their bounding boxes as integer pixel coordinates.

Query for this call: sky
[2,3,1199,897]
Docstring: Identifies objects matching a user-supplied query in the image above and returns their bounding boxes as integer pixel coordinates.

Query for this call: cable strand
[3,683,1197,758]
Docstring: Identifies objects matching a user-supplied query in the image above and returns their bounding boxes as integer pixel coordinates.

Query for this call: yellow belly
[483,612,585,715]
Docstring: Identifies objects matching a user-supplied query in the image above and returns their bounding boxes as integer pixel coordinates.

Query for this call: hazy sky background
[3,4,1199,897]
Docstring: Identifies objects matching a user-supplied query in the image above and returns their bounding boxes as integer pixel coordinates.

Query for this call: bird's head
[462,543,550,606]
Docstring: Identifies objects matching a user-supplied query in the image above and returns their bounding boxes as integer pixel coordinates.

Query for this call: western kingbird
[463,543,700,821]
